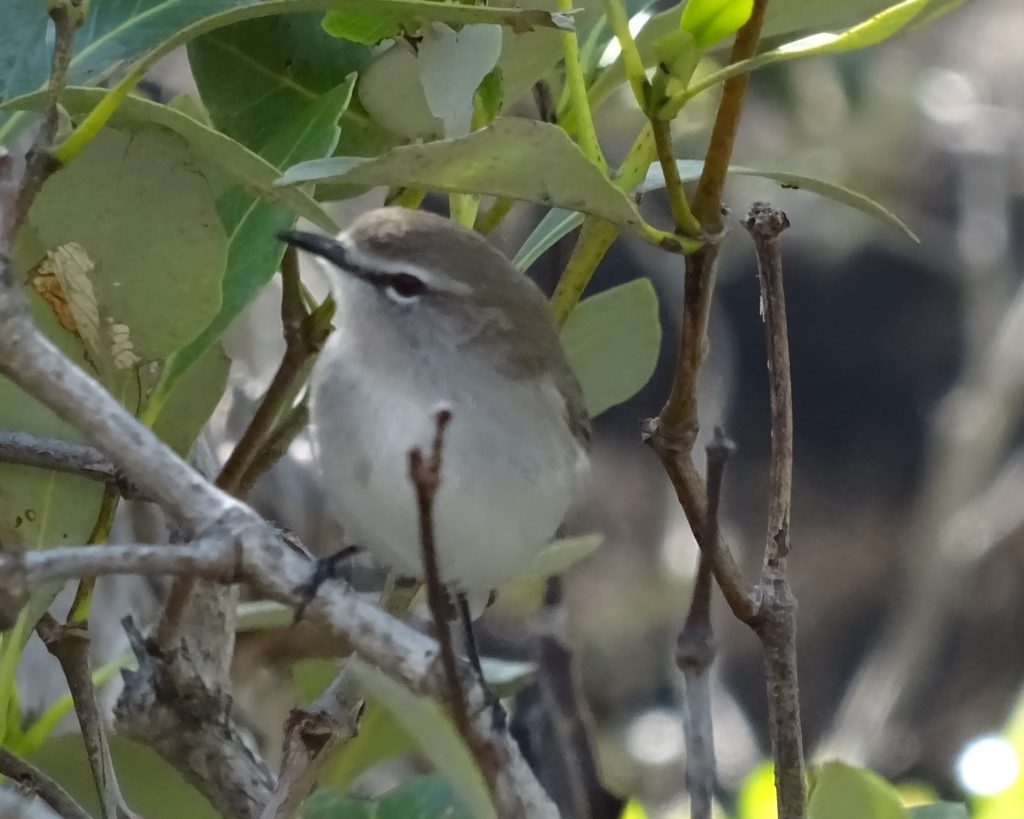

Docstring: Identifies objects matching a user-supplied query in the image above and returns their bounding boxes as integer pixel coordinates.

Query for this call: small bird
[280,208,590,603]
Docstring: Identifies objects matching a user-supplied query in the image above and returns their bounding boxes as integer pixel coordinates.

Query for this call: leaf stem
[550,123,657,324]
[601,0,648,111]
[558,0,608,173]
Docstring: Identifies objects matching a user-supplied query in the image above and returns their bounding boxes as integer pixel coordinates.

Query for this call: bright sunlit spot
[625,707,685,767]
[598,12,651,67]
[956,735,1020,796]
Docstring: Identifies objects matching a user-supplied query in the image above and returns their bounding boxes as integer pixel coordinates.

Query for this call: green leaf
[28,734,218,819]
[649,160,919,241]
[305,776,472,819]
[562,278,661,417]
[0,0,50,102]
[666,0,970,114]
[652,30,699,81]
[479,658,538,697]
[279,118,648,236]
[0,88,336,233]
[27,127,227,362]
[321,700,416,791]
[293,659,343,704]
[908,804,970,819]
[494,533,604,613]
[322,7,407,44]
[349,660,497,819]
[304,790,375,819]
[187,13,382,156]
[807,761,908,819]
[147,78,354,418]
[377,775,474,819]
[514,208,583,271]
[588,0,961,111]
[150,342,231,457]
[679,0,754,48]
[474,68,505,127]
[516,158,917,269]
[0,294,105,554]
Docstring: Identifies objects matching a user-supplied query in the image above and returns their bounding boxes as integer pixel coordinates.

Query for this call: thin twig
[158,247,333,648]
[691,0,769,232]
[217,248,332,492]
[745,202,805,819]
[260,666,361,819]
[10,0,85,237]
[0,431,143,497]
[0,747,93,819]
[658,0,769,434]
[408,410,502,795]
[35,615,138,819]
[677,428,733,819]
[535,577,620,819]
[235,400,310,498]
[644,425,759,621]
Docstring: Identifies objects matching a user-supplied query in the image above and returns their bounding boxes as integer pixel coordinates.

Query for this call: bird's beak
[277,230,350,269]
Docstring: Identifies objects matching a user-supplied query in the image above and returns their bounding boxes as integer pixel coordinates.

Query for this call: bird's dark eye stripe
[388,273,426,298]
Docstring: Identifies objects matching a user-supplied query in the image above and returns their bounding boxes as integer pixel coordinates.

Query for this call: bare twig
[217,249,332,492]
[261,667,361,819]
[35,615,138,819]
[643,425,758,622]
[159,249,333,648]
[235,400,310,499]
[691,0,768,232]
[745,202,805,819]
[0,431,143,497]
[10,0,84,236]
[677,429,732,819]
[408,410,503,795]
[535,576,620,819]
[0,747,92,819]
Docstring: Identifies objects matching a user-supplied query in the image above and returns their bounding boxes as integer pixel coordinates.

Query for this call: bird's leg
[457,592,507,731]
[292,544,362,622]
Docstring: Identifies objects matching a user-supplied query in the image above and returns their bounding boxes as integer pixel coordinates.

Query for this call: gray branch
[0,747,92,819]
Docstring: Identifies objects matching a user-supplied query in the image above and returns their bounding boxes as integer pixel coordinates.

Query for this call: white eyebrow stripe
[336,231,473,295]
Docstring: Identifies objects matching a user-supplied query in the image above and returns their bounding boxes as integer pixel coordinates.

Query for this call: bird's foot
[292,544,361,623]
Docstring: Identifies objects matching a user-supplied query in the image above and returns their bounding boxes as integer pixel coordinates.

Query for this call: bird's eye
[385,273,426,303]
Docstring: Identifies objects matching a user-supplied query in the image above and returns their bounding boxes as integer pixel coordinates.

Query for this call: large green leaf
[278,118,649,236]
[29,734,218,819]
[150,342,231,457]
[26,127,227,362]
[515,158,917,270]
[807,761,908,819]
[1,88,336,232]
[653,160,918,241]
[147,78,353,418]
[349,660,496,819]
[561,278,661,416]
[0,294,104,553]
[187,13,383,157]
